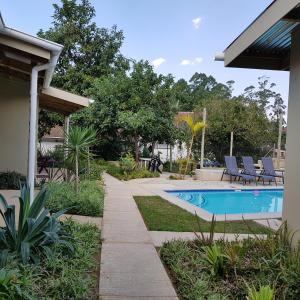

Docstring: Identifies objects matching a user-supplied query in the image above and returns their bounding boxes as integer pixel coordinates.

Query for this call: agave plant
[0,184,73,264]
[201,244,228,277]
[246,285,274,300]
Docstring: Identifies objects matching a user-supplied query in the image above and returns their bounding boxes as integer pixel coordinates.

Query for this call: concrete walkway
[99,174,178,299]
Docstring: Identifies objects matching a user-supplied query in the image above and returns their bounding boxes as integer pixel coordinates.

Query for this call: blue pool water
[167,189,284,215]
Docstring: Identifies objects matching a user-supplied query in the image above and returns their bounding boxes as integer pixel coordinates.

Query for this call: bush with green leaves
[64,126,97,193]
[160,223,300,300]
[0,268,23,299]
[0,184,72,264]
[106,163,159,180]
[247,285,274,300]
[0,171,26,190]
[46,180,104,217]
[0,220,100,299]
[120,153,136,173]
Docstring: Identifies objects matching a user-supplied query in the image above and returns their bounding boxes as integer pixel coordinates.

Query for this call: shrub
[0,220,101,299]
[201,244,227,277]
[46,180,104,217]
[142,147,151,158]
[0,268,21,299]
[0,171,26,190]
[247,285,274,300]
[164,160,180,173]
[0,184,72,264]
[120,153,136,173]
[80,160,104,181]
[160,226,300,300]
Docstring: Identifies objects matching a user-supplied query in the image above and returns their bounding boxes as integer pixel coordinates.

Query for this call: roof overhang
[0,13,4,28]
[0,11,63,85]
[224,0,300,71]
[40,87,90,116]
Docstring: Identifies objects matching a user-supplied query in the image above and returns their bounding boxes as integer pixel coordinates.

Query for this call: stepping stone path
[99,174,178,299]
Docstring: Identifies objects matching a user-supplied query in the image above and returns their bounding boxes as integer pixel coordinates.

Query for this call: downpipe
[28,55,59,202]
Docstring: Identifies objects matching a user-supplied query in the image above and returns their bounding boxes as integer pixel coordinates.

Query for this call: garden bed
[46,180,104,217]
[134,196,271,234]
[160,225,298,299]
[106,162,160,181]
[2,220,101,299]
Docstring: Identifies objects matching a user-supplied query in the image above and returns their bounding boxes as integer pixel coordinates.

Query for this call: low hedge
[46,180,104,217]
[106,163,159,180]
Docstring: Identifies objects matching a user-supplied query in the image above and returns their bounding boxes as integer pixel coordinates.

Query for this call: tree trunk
[87,147,90,179]
[75,153,79,194]
[183,135,194,178]
[151,141,156,156]
[134,134,140,163]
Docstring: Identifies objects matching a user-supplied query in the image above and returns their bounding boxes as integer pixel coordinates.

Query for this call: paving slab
[99,173,178,299]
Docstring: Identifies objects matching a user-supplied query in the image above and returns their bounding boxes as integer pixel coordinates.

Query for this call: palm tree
[64,126,97,193]
[177,114,206,178]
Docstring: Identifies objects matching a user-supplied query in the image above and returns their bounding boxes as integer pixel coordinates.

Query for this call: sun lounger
[222,156,256,185]
[261,157,285,184]
[242,156,276,185]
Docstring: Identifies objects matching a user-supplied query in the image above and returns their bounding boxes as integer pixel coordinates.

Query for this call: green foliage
[85,160,104,181]
[163,160,180,173]
[120,153,136,173]
[0,220,100,299]
[0,268,23,299]
[86,61,178,160]
[46,180,104,217]
[142,147,151,158]
[0,185,72,264]
[38,110,63,141]
[38,0,128,94]
[0,171,26,190]
[247,285,274,300]
[160,222,300,300]
[202,244,227,276]
[106,162,159,181]
[65,126,97,193]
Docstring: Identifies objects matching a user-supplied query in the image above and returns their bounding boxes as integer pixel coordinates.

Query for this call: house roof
[224,0,300,70]
[0,12,4,28]
[40,87,90,116]
[0,11,91,115]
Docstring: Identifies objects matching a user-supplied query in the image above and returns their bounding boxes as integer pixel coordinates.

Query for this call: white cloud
[192,17,202,29]
[180,57,203,66]
[195,57,203,63]
[180,59,194,66]
[151,57,166,68]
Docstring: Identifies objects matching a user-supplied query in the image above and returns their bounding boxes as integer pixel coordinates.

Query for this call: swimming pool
[166,189,284,215]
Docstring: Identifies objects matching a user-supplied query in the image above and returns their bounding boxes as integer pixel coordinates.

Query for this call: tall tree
[87,61,177,161]
[38,0,128,94]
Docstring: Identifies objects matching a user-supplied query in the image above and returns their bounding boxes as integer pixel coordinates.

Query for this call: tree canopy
[38,0,287,164]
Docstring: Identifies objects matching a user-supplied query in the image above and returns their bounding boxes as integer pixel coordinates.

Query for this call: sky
[0,0,290,104]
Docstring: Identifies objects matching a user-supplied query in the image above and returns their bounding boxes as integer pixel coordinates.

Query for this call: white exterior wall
[0,75,30,175]
[154,142,187,162]
[283,29,300,243]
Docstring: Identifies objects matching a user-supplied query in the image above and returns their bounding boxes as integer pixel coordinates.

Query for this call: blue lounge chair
[242,156,276,186]
[262,157,285,184]
[222,156,256,184]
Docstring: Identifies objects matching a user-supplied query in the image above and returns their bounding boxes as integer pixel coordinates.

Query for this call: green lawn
[134,195,271,234]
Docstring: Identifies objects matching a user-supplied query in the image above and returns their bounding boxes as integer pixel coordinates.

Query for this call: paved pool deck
[99,173,178,299]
